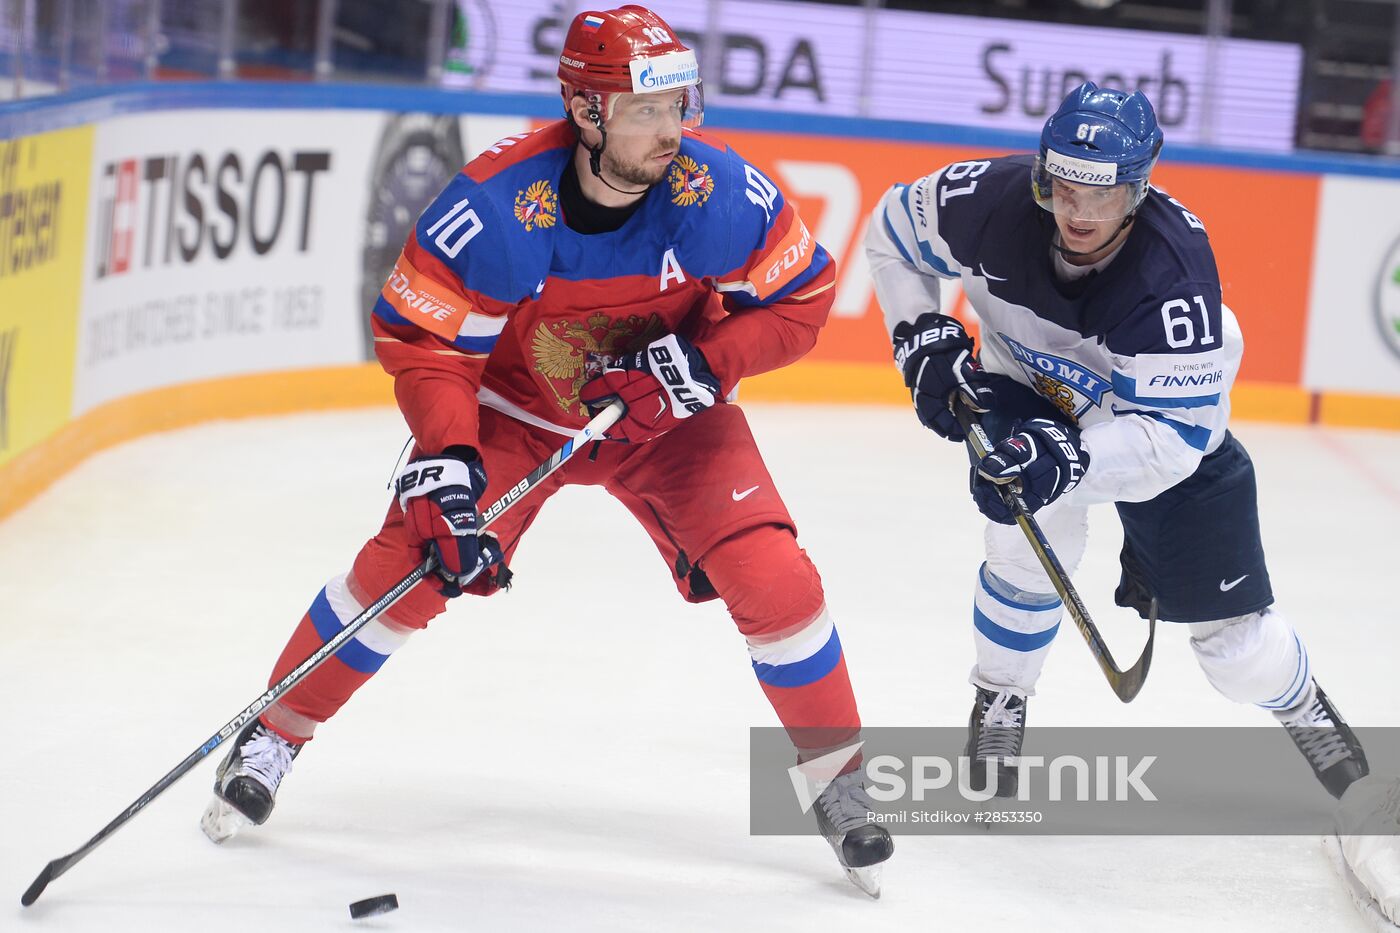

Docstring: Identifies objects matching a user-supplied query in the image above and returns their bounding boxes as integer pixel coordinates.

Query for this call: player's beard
[601,141,677,188]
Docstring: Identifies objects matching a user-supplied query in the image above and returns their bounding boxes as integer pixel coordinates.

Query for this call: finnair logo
[1148,371,1223,388]
[629,50,700,93]
[1044,149,1117,186]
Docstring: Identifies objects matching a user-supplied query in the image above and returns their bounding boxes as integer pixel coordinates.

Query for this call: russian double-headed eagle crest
[532,313,666,416]
[513,180,558,231]
[668,155,714,207]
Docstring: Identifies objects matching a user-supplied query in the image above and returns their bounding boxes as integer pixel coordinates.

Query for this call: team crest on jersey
[532,313,667,416]
[668,155,714,207]
[513,180,558,231]
[997,333,1109,419]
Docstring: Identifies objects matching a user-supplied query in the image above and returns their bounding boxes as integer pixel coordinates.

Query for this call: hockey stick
[21,400,625,907]
[951,394,1155,703]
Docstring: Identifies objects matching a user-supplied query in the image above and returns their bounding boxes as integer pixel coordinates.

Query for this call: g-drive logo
[1044,149,1117,186]
[630,50,700,93]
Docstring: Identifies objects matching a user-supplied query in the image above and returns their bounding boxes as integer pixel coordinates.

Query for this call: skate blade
[200,795,251,844]
[843,864,882,899]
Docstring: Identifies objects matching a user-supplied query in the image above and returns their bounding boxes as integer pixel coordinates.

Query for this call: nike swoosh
[655,396,668,419]
[978,263,1009,282]
[1219,575,1248,592]
[732,485,760,501]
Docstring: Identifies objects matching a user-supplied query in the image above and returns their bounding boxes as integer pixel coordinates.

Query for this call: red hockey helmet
[557,6,703,131]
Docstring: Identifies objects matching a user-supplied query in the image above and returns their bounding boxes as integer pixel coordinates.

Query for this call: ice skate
[200,719,302,843]
[813,770,894,898]
[1276,680,1367,799]
[966,686,1027,799]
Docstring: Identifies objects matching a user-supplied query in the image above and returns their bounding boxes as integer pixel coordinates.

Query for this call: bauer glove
[971,418,1089,524]
[892,311,994,441]
[396,449,505,597]
[579,333,721,444]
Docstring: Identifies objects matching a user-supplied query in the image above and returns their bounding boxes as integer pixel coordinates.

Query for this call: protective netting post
[314,0,336,81]
[1388,2,1400,157]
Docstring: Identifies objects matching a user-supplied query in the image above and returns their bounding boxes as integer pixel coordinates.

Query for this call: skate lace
[818,772,877,833]
[1285,701,1353,772]
[238,729,296,793]
[975,690,1024,761]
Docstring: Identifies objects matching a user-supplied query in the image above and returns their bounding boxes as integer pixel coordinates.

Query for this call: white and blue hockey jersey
[866,154,1242,505]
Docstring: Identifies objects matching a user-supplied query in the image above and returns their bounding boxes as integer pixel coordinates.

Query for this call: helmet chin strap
[583,112,651,198]
[1052,212,1134,259]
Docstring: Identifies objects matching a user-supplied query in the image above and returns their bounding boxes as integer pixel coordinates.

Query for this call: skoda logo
[1379,233,1400,362]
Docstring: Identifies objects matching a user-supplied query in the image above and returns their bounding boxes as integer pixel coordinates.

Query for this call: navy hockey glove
[892,311,995,441]
[579,333,721,444]
[396,449,505,597]
[971,419,1090,524]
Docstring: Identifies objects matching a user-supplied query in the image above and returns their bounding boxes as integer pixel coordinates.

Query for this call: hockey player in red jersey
[199,4,892,896]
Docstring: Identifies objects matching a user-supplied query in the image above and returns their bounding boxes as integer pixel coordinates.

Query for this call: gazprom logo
[629,50,700,94]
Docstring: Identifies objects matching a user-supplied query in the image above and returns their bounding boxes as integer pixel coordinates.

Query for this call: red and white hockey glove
[579,333,721,444]
[396,449,505,597]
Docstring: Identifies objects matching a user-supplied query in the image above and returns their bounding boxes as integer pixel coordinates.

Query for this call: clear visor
[599,84,704,137]
[1033,156,1144,224]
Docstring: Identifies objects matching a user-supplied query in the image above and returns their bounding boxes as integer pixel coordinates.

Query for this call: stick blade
[1111,603,1158,703]
[21,858,60,907]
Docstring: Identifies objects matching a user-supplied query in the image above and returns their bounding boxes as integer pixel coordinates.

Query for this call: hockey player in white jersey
[866,81,1368,799]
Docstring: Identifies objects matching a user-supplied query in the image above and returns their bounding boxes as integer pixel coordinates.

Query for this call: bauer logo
[1376,233,1400,363]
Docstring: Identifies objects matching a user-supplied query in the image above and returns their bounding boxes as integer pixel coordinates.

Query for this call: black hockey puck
[349,894,399,919]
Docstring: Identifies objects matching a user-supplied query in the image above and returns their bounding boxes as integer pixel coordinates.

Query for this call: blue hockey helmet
[1033,82,1164,223]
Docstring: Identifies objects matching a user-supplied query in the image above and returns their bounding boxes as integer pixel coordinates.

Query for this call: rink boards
[2,82,1400,520]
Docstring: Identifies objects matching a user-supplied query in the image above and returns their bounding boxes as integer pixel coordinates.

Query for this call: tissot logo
[94,149,332,279]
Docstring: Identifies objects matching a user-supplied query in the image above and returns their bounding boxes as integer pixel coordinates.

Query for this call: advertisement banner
[75,110,380,415]
[448,0,1300,151]
[714,127,1318,385]
[73,109,534,415]
[0,125,92,471]
[1304,175,1400,394]
[868,10,1301,152]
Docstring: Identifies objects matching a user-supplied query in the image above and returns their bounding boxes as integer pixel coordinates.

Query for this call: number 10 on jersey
[425,197,484,258]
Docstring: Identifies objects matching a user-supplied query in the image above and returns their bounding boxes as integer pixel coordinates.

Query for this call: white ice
[3,404,1398,932]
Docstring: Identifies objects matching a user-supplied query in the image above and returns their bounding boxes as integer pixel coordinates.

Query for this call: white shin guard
[970,563,1064,696]
[1189,607,1312,712]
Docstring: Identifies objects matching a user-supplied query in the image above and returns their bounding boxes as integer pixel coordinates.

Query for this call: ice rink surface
[3,403,1398,932]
